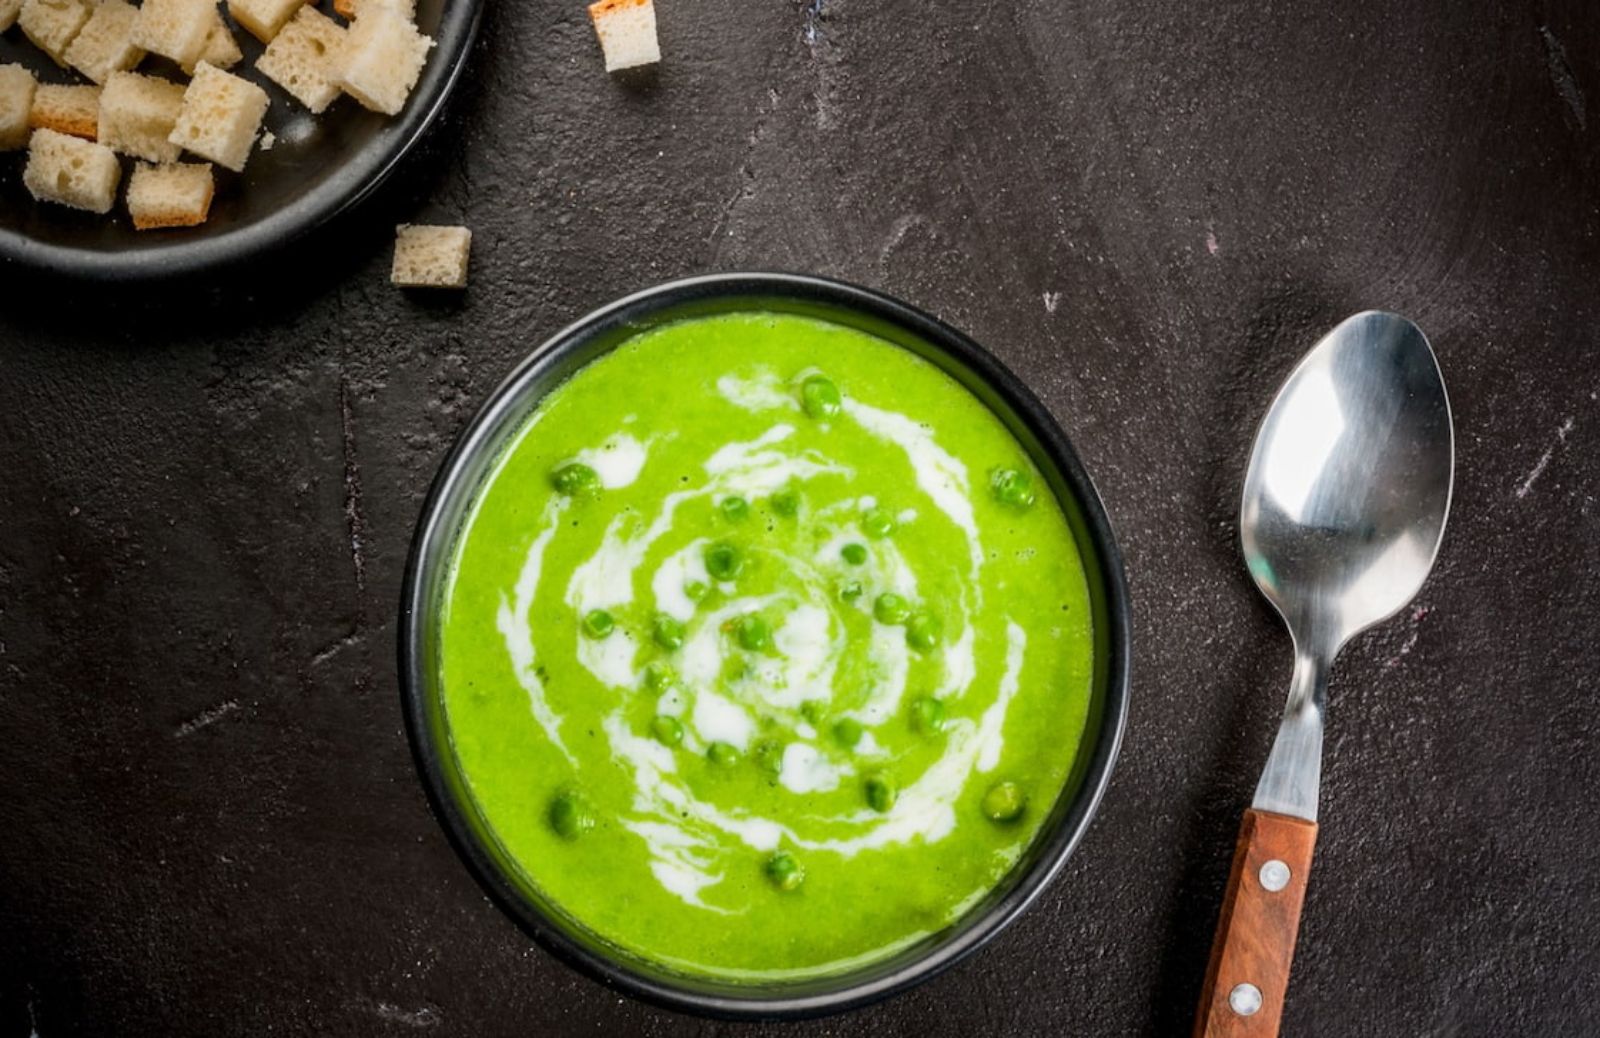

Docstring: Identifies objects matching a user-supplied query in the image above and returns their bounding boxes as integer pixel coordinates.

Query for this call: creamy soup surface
[438,311,1095,978]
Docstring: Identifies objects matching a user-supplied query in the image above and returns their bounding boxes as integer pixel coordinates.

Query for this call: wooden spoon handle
[1193,808,1319,1037]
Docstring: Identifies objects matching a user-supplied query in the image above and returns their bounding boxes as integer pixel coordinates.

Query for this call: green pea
[982,781,1027,823]
[548,791,595,840]
[838,581,864,603]
[684,580,709,603]
[800,375,841,419]
[905,611,942,652]
[652,614,685,650]
[770,488,801,517]
[909,695,945,734]
[704,541,743,581]
[832,717,863,749]
[864,774,896,813]
[707,741,741,767]
[721,655,750,683]
[643,661,676,693]
[765,851,805,891]
[874,592,911,625]
[799,700,825,726]
[841,542,868,566]
[581,609,615,639]
[861,508,897,539]
[720,495,750,522]
[735,613,771,651]
[753,739,784,775]
[990,467,1037,511]
[650,714,684,747]
[550,462,601,497]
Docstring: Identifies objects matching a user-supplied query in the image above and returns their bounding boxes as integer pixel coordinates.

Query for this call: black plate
[0,0,482,280]
[398,273,1133,1018]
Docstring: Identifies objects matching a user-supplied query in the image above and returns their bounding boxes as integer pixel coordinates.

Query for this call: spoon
[1194,311,1454,1036]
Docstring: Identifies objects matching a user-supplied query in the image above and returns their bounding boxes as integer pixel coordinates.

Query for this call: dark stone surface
[2,0,1597,1034]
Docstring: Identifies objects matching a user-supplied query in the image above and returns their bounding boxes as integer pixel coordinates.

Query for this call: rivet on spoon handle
[1193,809,1317,1037]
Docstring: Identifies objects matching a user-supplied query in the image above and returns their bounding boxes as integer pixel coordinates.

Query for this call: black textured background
[2,0,1598,1035]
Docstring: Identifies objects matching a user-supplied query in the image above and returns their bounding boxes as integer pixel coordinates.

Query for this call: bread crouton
[391,224,470,288]
[182,9,243,72]
[256,6,344,113]
[30,83,100,139]
[331,0,413,20]
[334,7,431,115]
[588,0,659,73]
[0,64,36,151]
[127,161,215,229]
[99,71,185,162]
[226,0,303,43]
[168,60,268,171]
[23,127,121,212]
[19,0,94,66]
[0,0,26,33]
[131,0,216,68]
[64,0,145,85]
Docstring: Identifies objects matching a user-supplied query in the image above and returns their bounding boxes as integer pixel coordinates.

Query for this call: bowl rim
[0,0,485,282]
[397,272,1132,1019]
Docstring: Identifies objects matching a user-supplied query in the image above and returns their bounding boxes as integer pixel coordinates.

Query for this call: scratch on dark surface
[877,213,928,272]
[1205,227,1220,255]
[363,1001,441,1028]
[802,0,825,47]
[174,699,240,738]
[311,629,362,667]
[1385,605,1432,669]
[339,378,368,594]
[1539,26,1587,130]
[1515,415,1574,499]
[705,91,778,247]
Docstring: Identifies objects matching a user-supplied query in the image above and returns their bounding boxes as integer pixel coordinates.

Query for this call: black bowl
[399,273,1132,1018]
[0,0,483,280]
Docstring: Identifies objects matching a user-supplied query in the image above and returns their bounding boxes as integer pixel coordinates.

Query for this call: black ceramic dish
[399,273,1132,1019]
[0,0,482,280]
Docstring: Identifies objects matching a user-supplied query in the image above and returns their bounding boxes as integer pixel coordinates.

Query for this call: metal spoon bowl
[1246,310,1454,819]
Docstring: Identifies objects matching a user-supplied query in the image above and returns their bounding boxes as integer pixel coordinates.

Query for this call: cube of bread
[588,0,659,73]
[127,161,214,229]
[331,0,413,20]
[334,7,431,115]
[182,10,243,72]
[99,71,185,162]
[0,64,36,151]
[23,127,121,213]
[391,224,470,288]
[65,0,145,85]
[0,0,24,33]
[256,6,344,113]
[226,0,303,43]
[168,60,268,171]
[30,83,100,140]
[131,0,216,68]
[19,0,94,66]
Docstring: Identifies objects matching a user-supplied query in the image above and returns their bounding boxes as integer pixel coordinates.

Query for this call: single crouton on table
[391,224,471,288]
[588,0,659,73]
